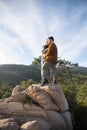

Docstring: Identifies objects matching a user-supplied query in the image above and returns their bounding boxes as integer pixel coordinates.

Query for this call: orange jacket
[44,42,58,64]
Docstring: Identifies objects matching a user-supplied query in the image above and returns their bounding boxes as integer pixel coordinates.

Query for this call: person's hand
[43,54,46,58]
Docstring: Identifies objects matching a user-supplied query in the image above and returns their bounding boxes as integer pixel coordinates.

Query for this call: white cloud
[0,0,87,66]
[0,51,9,64]
[59,26,87,62]
[0,33,25,54]
[0,1,43,57]
[80,61,87,67]
[57,4,87,63]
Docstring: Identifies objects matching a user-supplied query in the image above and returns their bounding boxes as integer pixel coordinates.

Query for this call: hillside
[0,64,41,86]
[0,64,87,86]
[0,64,87,130]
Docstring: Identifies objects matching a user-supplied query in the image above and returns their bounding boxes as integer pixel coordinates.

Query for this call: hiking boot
[41,79,49,86]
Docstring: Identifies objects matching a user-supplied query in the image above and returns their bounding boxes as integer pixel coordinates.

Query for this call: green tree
[76,84,87,106]
[57,57,78,67]
[21,79,36,88]
[32,56,41,66]
[0,83,12,99]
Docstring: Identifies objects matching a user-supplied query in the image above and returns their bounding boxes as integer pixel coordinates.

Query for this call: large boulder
[12,85,25,96]
[0,102,47,119]
[41,84,69,112]
[25,84,59,111]
[20,119,51,130]
[0,118,19,130]
[0,84,73,130]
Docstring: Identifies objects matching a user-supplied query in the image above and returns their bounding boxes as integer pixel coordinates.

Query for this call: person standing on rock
[41,44,50,83]
[41,36,58,86]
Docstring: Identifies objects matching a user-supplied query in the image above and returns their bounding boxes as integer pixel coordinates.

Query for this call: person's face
[46,38,51,45]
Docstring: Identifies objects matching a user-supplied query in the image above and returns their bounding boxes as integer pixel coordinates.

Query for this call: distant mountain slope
[72,66,87,75]
[0,64,87,86]
[0,64,41,86]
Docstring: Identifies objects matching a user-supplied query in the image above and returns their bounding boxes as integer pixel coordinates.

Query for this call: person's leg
[41,56,44,81]
[53,66,57,84]
[50,64,57,84]
[41,61,50,85]
[50,64,55,83]
[41,55,48,82]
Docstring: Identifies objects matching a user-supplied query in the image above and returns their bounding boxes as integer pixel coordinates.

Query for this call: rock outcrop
[0,84,73,130]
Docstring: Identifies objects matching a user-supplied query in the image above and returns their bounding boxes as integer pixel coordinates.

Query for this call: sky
[0,0,87,67]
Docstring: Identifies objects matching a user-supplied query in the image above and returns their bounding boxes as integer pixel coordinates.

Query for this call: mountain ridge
[0,64,87,86]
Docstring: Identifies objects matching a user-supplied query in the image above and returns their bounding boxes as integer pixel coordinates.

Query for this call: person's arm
[44,43,54,57]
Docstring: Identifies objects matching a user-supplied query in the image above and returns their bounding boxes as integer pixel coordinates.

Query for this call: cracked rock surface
[0,84,73,130]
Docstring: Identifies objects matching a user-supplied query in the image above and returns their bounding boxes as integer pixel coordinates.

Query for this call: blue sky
[0,0,87,66]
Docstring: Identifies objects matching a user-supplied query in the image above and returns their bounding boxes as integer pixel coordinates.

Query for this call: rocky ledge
[0,84,73,130]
